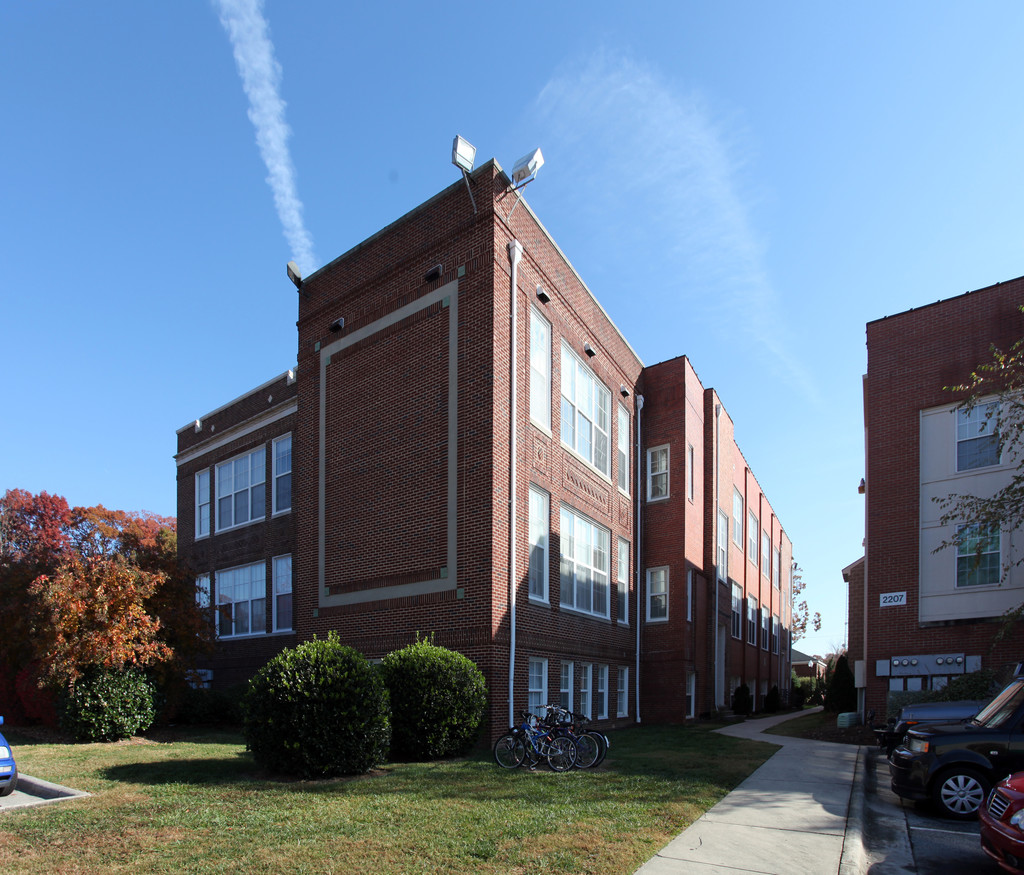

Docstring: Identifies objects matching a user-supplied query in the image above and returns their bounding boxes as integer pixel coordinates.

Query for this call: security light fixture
[424,264,443,283]
[584,342,596,357]
[329,317,345,332]
[511,148,544,187]
[287,260,303,289]
[452,136,476,173]
[536,284,550,304]
[620,385,630,398]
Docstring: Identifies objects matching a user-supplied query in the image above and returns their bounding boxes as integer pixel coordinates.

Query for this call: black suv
[890,678,1024,818]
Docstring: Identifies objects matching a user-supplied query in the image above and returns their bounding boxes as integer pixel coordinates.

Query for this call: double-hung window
[560,662,573,711]
[273,435,292,515]
[617,539,630,624]
[528,485,550,601]
[617,405,630,493]
[578,664,592,718]
[732,489,744,546]
[747,596,757,644]
[731,584,743,639]
[559,506,610,618]
[595,666,608,719]
[273,554,292,632]
[195,470,211,538]
[196,574,210,610]
[687,444,695,501]
[528,658,548,714]
[216,448,266,531]
[617,667,628,717]
[560,344,610,475]
[216,562,266,638]
[646,566,668,621]
[530,308,551,430]
[774,547,781,590]
[957,402,999,471]
[761,531,770,578]
[761,609,769,650]
[686,672,696,718]
[956,523,1000,587]
[748,511,758,566]
[717,510,729,582]
[647,446,669,501]
[772,615,780,653]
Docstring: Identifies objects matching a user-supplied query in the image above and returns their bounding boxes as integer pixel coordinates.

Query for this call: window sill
[646,495,670,504]
[645,617,668,624]
[559,442,613,485]
[528,595,550,607]
[215,517,267,536]
[559,604,612,622]
[531,419,553,438]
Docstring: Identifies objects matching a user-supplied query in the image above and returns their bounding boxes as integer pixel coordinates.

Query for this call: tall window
[216,448,266,531]
[761,608,769,650]
[196,574,210,610]
[273,555,292,632]
[647,446,669,501]
[647,567,668,621]
[530,308,551,430]
[617,667,628,717]
[216,562,266,638]
[732,489,744,546]
[617,539,630,625]
[731,584,743,638]
[747,596,757,644]
[772,615,780,653]
[748,511,758,565]
[578,664,592,718]
[595,665,608,719]
[559,506,610,618]
[561,344,610,475]
[686,569,694,622]
[686,672,696,718]
[195,469,210,538]
[687,443,695,501]
[957,402,999,471]
[617,405,630,493]
[761,531,770,578]
[560,662,573,711]
[528,486,549,601]
[717,510,729,582]
[528,658,547,714]
[774,547,782,590]
[273,435,292,515]
[957,524,1000,587]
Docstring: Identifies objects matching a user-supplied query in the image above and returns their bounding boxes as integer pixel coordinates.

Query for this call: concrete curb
[839,746,868,875]
[0,774,90,812]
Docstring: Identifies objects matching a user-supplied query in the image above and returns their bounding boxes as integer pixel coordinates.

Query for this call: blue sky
[4,1,1024,658]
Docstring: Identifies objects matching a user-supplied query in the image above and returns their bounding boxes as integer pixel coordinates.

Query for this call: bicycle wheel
[586,731,608,767]
[546,735,577,772]
[493,733,527,769]
[572,732,600,769]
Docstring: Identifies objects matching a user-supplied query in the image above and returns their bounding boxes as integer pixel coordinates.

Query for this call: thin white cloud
[534,52,816,401]
[213,0,317,275]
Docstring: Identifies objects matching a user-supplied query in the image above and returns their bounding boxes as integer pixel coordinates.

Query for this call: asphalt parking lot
[863,748,1003,873]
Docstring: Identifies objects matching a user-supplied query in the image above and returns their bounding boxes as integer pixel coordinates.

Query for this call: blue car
[0,716,17,797]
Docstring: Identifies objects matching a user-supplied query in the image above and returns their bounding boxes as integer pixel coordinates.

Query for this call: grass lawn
[0,724,777,875]
[763,709,876,746]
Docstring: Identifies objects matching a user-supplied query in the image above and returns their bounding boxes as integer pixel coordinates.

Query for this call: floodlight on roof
[287,260,303,289]
[452,136,477,173]
[511,148,544,187]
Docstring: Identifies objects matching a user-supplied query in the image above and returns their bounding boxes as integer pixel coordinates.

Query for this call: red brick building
[176,160,793,729]
[850,276,1024,717]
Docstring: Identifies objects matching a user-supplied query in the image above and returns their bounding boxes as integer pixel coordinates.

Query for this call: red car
[980,772,1024,873]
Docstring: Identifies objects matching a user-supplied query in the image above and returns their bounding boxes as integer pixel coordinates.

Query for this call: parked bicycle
[493,709,578,772]
[544,705,609,769]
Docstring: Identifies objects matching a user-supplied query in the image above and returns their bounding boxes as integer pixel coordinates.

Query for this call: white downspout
[507,239,523,730]
[635,393,644,723]
[714,402,722,709]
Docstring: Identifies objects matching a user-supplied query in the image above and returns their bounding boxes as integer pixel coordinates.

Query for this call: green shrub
[790,681,807,710]
[824,655,857,713]
[732,683,752,716]
[379,638,487,760]
[764,685,780,713]
[58,668,156,742]
[933,668,1001,702]
[242,634,390,778]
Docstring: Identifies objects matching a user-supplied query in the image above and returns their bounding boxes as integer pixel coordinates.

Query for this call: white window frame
[646,566,668,622]
[717,509,729,582]
[761,608,769,650]
[560,662,574,712]
[272,554,293,632]
[761,530,770,578]
[732,489,744,547]
[196,573,210,609]
[617,538,630,625]
[773,546,781,590]
[956,401,999,472]
[748,510,758,566]
[747,595,757,644]
[216,561,267,639]
[772,614,780,653]
[528,657,548,715]
[731,583,743,639]
[559,505,611,619]
[647,445,669,501]
[578,663,592,719]
[617,404,630,493]
[560,343,611,476]
[956,523,1001,588]
[272,434,292,516]
[528,485,550,603]
[686,569,694,622]
[617,667,628,717]
[686,672,696,719]
[687,443,695,501]
[216,447,266,532]
[530,307,551,431]
[195,469,211,539]
[595,665,608,719]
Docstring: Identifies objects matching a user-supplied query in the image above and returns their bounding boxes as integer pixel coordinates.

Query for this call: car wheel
[931,767,989,819]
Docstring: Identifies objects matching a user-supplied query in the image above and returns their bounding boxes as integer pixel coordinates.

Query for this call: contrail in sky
[213,0,317,275]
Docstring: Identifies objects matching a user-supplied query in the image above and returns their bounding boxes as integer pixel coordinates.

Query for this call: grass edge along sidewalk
[0,723,777,875]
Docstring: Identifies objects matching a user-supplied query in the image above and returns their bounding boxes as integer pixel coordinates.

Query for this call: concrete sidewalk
[634,709,864,875]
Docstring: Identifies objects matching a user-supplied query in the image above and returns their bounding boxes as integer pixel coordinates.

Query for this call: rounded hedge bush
[242,634,389,778]
[379,638,487,760]
[58,668,156,742]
